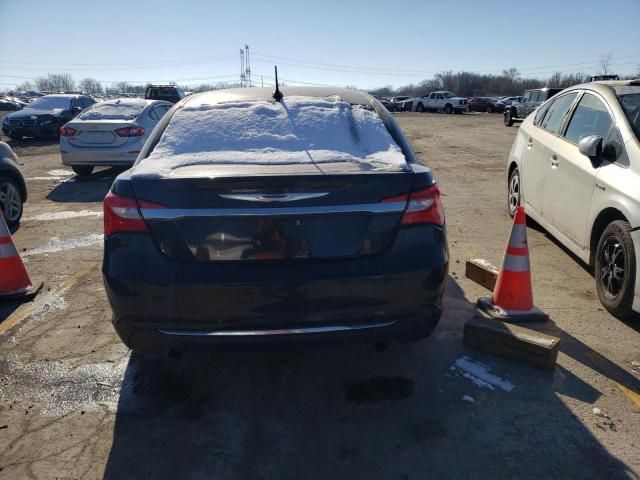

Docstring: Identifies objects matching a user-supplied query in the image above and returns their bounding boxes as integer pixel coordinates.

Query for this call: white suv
[506,79,640,318]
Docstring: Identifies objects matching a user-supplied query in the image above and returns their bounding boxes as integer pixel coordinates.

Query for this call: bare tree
[502,68,520,81]
[79,78,103,94]
[599,52,613,75]
[16,81,35,91]
[115,81,130,94]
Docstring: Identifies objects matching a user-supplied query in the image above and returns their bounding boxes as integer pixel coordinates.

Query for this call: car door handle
[550,155,559,167]
[527,138,533,148]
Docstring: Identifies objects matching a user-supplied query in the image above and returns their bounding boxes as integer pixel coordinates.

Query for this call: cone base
[477,296,549,323]
[0,281,43,303]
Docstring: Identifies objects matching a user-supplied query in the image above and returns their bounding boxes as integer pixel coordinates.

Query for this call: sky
[1,0,639,91]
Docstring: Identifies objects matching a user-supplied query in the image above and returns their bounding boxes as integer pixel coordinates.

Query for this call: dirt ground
[0,112,639,480]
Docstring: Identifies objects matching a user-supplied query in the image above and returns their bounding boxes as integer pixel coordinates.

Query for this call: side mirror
[578,135,603,158]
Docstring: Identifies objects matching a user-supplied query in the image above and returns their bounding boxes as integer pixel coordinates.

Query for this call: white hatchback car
[59,98,172,176]
[507,79,640,318]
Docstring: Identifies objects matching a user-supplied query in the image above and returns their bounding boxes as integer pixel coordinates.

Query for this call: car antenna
[272,66,283,102]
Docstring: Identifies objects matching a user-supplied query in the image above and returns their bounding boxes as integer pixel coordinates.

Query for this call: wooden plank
[463,315,560,370]
[465,258,499,291]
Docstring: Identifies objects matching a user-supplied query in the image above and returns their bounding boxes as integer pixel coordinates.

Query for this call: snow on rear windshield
[79,102,145,121]
[136,96,408,175]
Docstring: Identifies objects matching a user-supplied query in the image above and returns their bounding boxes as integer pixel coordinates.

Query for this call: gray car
[59,98,173,176]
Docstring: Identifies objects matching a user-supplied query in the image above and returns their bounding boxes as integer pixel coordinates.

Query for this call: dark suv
[504,88,563,126]
[144,84,185,104]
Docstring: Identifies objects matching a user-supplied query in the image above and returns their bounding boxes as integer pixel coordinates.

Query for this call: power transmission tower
[240,48,246,87]
[245,44,252,87]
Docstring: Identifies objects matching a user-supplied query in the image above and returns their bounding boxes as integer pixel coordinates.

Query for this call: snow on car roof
[134,95,408,176]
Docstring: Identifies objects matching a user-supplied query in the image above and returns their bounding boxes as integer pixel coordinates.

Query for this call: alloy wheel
[0,180,22,223]
[508,170,520,216]
[599,237,625,299]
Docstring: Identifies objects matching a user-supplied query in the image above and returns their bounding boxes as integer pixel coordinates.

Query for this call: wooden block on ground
[463,315,560,370]
[465,258,499,291]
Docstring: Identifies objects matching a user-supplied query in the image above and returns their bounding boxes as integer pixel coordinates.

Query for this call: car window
[150,105,171,121]
[80,97,94,109]
[564,93,613,144]
[531,92,540,102]
[430,93,436,99]
[522,91,532,103]
[540,92,579,134]
[534,100,553,125]
[436,94,443,100]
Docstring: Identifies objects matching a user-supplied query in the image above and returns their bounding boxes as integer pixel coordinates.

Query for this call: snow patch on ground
[48,169,73,176]
[134,96,408,176]
[31,295,67,322]
[23,210,103,222]
[24,234,102,256]
[450,356,514,392]
[0,355,130,416]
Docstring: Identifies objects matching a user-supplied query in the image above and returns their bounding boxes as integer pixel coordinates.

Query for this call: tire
[71,165,94,176]
[0,175,24,227]
[595,220,637,319]
[507,167,520,218]
[416,103,425,113]
[504,110,514,127]
[487,105,493,113]
[444,104,453,114]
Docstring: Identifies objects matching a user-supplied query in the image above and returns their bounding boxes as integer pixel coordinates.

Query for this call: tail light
[59,126,77,137]
[115,126,145,137]
[383,184,444,226]
[104,190,165,235]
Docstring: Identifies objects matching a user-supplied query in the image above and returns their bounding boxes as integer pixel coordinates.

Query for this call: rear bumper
[103,225,448,351]
[60,141,140,167]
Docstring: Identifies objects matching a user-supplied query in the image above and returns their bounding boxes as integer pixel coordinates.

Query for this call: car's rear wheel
[0,176,23,227]
[504,110,514,127]
[508,167,520,217]
[595,220,636,319]
[71,165,94,176]
[444,104,453,114]
[416,103,424,113]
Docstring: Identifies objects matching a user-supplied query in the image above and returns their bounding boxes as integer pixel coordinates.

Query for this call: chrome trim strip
[219,192,329,202]
[158,320,397,337]
[141,201,405,219]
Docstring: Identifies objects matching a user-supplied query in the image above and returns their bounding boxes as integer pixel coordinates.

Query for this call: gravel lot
[0,112,639,480]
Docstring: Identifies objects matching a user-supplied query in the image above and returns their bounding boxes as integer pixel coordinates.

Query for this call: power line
[252,52,640,76]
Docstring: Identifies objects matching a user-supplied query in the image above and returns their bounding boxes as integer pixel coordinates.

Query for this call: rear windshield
[27,96,71,110]
[79,102,145,121]
[146,88,179,100]
[616,90,640,140]
[136,95,408,175]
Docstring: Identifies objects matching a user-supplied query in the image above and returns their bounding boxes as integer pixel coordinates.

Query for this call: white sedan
[507,79,640,318]
[59,98,173,176]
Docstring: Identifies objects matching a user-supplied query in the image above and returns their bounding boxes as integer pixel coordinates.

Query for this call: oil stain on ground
[344,376,414,404]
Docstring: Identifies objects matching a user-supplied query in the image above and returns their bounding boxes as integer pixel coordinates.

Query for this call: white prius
[506,79,640,318]
[59,98,173,176]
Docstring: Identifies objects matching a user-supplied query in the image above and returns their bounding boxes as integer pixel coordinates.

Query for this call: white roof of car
[133,95,408,177]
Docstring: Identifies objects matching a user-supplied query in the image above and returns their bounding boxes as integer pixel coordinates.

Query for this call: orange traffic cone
[0,211,42,302]
[477,206,548,322]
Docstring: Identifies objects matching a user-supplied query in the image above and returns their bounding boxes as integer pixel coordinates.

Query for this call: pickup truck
[503,87,563,126]
[413,91,469,114]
